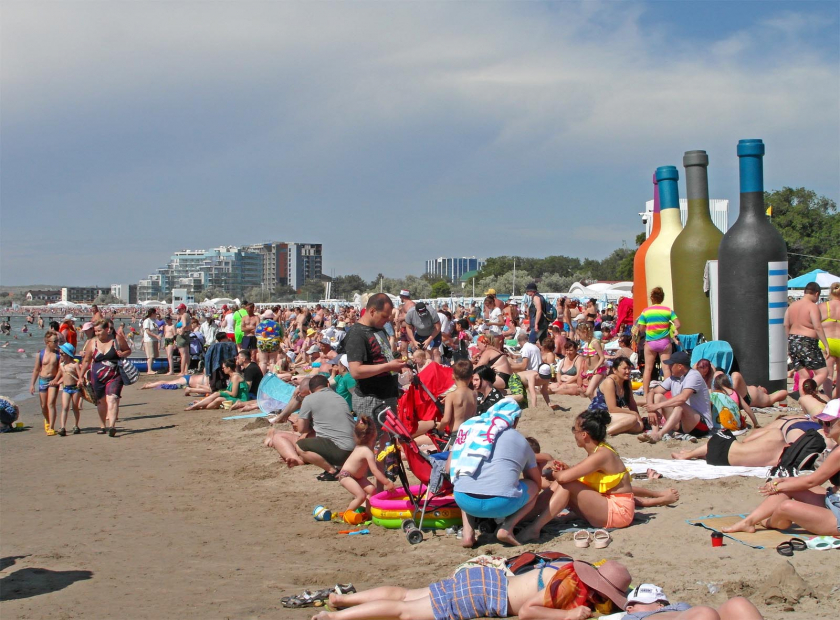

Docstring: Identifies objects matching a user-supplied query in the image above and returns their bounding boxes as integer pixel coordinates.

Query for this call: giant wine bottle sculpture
[670,150,722,337]
[633,172,661,319]
[718,139,788,391]
[644,166,682,308]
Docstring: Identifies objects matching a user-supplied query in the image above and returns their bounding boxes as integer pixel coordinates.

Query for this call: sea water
[0,315,141,402]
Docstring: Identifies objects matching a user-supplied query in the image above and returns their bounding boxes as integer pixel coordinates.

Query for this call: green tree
[332,275,368,299]
[430,280,451,298]
[93,293,123,305]
[299,279,327,302]
[766,187,840,276]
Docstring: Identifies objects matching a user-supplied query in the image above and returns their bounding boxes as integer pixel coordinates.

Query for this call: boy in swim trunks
[30,330,62,435]
[312,559,632,620]
[785,281,830,391]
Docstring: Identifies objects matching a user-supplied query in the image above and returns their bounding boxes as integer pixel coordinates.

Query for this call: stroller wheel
[406,528,424,545]
[401,519,417,533]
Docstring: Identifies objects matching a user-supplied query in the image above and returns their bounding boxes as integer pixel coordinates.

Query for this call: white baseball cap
[626,584,669,606]
[537,363,552,381]
[816,399,840,422]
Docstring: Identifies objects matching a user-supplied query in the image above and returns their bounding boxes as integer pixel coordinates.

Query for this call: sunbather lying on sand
[622,583,763,619]
[311,559,633,620]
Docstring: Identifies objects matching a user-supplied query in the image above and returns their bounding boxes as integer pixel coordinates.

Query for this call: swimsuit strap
[824,301,840,323]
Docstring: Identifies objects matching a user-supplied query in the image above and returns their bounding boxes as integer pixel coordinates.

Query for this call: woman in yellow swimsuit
[518,409,634,542]
[820,282,840,399]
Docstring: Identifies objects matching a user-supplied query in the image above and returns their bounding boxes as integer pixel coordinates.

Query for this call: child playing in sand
[436,359,477,434]
[30,330,61,435]
[57,343,82,436]
[338,418,394,519]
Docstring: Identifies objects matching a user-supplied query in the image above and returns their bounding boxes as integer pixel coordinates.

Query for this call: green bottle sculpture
[644,166,683,308]
[670,150,722,338]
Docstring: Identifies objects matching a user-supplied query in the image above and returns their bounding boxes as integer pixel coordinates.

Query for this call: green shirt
[334,372,357,412]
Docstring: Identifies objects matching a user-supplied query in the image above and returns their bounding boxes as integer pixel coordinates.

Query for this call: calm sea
[0,315,141,402]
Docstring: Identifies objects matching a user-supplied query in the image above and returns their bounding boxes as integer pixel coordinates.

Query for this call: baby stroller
[378,407,456,544]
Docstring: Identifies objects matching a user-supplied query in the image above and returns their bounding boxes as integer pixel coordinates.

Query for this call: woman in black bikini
[590,356,643,436]
[472,334,511,390]
[78,319,131,436]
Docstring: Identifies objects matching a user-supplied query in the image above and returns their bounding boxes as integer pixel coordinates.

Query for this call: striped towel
[449,398,521,481]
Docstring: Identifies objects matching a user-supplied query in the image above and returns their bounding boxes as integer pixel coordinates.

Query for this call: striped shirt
[638,306,677,341]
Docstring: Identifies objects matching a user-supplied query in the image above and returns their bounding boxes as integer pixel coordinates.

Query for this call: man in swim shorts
[785,281,830,389]
[239,302,260,362]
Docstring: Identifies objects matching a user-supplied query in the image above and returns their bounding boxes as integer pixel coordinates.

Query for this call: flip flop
[574,530,591,548]
[593,529,611,549]
[776,538,807,556]
[317,471,339,482]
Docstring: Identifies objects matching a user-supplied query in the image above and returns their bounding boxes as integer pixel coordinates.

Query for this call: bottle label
[768,261,788,381]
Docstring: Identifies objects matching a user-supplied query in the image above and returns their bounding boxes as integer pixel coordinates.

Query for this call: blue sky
[1,1,838,285]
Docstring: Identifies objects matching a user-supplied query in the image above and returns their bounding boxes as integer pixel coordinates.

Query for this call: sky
[1,0,838,286]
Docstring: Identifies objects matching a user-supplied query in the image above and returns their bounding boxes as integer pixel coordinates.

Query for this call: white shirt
[488,307,503,335]
[200,320,218,344]
[438,312,451,338]
[223,313,235,333]
[520,342,542,371]
[142,317,160,343]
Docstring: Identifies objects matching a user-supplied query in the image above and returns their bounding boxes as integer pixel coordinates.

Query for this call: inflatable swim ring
[372,515,462,530]
[369,485,454,512]
[370,506,460,521]
[631,381,643,391]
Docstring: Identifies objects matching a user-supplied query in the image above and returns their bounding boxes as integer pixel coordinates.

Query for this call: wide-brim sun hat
[572,560,631,610]
[261,310,276,319]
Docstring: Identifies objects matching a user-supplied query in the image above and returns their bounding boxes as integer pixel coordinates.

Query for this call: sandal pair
[317,470,339,482]
[775,537,807,556]
[574,529,611,549]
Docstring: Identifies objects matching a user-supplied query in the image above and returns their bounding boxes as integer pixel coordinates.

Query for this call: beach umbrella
[787,268,840,289]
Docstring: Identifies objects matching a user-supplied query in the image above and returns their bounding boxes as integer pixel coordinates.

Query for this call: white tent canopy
[204,297,238,306]
[566,281,633,303]
[47,300,86,308]
[138,300,168,307]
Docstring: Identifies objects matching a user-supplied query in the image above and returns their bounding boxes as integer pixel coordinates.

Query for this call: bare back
[786,298,822,338]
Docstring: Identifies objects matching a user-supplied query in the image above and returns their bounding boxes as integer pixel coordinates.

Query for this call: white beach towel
[623,457,769,481]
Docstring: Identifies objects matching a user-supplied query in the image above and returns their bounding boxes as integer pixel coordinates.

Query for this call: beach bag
[506,550,572,575]
[769,429,826,477]
[710,391,744,431]
[118,359,140,385]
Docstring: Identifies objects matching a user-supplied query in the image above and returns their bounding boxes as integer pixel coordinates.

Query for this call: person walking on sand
[78,319,131,437]
[30,330,62,435]
[142,308,161,375]
[785,281,830,395]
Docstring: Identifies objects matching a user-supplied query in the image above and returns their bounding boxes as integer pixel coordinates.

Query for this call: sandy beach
[2,377,838,619]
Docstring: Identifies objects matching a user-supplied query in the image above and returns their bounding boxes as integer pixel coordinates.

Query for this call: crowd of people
[13,280,840,620]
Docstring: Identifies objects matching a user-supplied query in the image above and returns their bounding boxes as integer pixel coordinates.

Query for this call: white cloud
[0,1,837,283]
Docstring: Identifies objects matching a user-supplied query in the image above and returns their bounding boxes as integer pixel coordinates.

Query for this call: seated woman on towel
[588,356,643,436]
[184,359,248,411]
[724,399,840,536]
[517,409,634,543]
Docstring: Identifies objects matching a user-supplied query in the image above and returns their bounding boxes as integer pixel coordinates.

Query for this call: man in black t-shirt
[237,350,264,399]
[345,293,407,426]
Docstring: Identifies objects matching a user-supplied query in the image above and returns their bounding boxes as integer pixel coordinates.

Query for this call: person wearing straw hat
[312,558,632,620]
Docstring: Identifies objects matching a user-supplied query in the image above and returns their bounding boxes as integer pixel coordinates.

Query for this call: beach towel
[676,333,702,354]
[710,391,744,431]
[623,458,769,481]
[690,341,734,375]
[687,514,821,549]
[449,398,521,481]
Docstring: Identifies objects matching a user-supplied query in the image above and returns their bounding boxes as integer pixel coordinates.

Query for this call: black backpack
[769,429,827,477]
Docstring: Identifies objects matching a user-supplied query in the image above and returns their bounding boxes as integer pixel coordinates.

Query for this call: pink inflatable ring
[370,485,455,512]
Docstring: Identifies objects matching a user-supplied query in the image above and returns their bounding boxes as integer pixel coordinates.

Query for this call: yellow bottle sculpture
[643,166,683,308]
